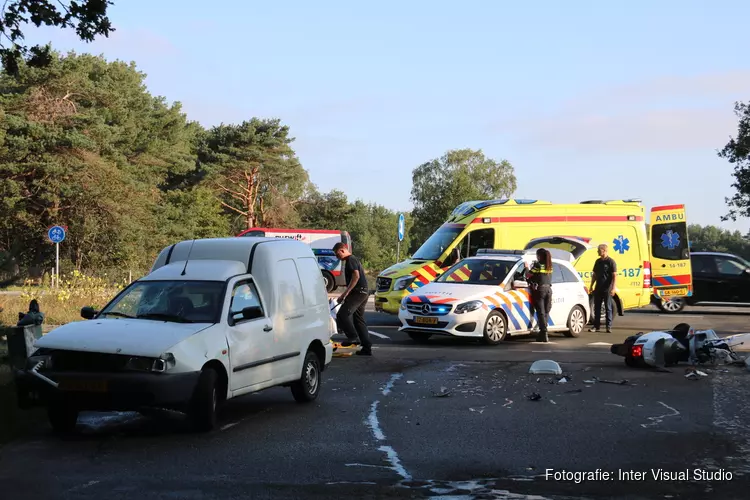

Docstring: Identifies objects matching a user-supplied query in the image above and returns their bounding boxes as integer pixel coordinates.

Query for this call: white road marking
[369,330,391,339]
[588,342,613,346]
[366,401,386,441]
[641,402,681,429]
[220,422,240,431]
[381,373,402,396]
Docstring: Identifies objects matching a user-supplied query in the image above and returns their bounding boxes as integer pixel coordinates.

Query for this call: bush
[0,270,127,326]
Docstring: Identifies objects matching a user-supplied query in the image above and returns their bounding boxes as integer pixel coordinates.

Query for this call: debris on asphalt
[527,393,542,401]
[470,407,486,414]
[528,360,562,375]
[432,386,452,397]
[685,368,708,380]
[407,380,416,384]
[557,377,568,384]
[593,376,630,385]
[583,379,597,384]
[746,356,750,372]
[502,398,513,407]
[565,389,583,394]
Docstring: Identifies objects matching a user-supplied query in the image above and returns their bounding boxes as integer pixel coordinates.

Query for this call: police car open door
[649,205,693,300]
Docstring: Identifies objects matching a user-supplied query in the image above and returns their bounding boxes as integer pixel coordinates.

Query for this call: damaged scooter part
[528,360,563,375]
[527,393,542,401]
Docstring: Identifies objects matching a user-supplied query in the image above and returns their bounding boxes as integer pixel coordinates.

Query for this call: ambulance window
[559,265,579,283]
[456,228,495,258]
[651,222,689,261]
[551,263,565,284]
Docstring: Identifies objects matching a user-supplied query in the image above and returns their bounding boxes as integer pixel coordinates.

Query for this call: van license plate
[59,379,108,393]
[414,316,438,325]
[661,287,688,297]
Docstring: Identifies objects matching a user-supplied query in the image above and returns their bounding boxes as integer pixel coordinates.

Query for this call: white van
[15,237,334,433]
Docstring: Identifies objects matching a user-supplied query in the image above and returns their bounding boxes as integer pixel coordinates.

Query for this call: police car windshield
[412,226,463,260]
[435,259,517,285]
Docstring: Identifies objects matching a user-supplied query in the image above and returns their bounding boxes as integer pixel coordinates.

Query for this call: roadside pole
[397,213,405,261]
[47,225,66,288]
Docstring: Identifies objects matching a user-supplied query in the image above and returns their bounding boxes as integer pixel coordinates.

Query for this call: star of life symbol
[661,230,680,250]
[612,235,630,254]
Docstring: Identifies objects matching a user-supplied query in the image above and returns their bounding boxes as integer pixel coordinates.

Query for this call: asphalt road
[1,304,749,499]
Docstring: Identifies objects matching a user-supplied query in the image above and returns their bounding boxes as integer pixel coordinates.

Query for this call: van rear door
[649,205,693,299]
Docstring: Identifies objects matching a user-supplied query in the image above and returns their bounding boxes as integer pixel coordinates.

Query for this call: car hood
[35,318,214,357]
[406,282,497,304]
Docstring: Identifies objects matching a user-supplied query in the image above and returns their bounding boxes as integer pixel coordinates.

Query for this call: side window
[551,263,565,284]
[276,258,305,313]
[296,256,327,306]
[651,222,689,261]
[559,265,579,283]
[452,228,496,264]
[691,255,715,274]
[714,257,746,276]
[229,281,264,322]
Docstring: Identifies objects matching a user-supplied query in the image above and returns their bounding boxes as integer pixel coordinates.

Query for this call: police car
[398,248,591,344]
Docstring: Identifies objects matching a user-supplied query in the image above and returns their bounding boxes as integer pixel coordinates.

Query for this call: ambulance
[237,227,352,292]
[374,199,692,318]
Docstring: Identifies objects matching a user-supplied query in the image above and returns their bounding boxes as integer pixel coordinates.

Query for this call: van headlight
[125,353,176,373]
[455,300,483,314]
[394,276,416,291]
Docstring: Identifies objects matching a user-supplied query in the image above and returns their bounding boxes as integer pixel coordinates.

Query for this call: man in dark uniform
[589,243,617,333]
[333,242,372,356]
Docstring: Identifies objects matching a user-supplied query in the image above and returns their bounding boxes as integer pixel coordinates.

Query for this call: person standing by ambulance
[589,243,617,333]
[525,248,553,343]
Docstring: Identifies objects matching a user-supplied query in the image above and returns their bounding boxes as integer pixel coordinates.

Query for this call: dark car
[653,251,750,313]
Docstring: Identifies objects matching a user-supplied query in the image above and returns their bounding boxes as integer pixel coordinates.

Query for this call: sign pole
[47,225,66,288]
[397,213,405,262]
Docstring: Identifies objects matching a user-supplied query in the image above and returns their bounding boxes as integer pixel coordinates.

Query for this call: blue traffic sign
[397,213,405,242]
[48,225,66,243]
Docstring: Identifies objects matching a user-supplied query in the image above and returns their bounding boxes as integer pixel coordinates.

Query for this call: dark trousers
[531,285,552,340]
[593,292,613,329]
[336,290,372,349]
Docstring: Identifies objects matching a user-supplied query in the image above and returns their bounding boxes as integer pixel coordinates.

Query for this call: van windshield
[99,280,225,324]
[412,226,463,260]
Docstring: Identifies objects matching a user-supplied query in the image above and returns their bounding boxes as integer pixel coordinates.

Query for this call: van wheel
[322,271,336,293]
[483,310,507,345]
[408,332,432,343]
[565,305,586,338]
[188,367,219,432]
[48,401,79,434]
[291,350,321,403]
[658,297,685,313]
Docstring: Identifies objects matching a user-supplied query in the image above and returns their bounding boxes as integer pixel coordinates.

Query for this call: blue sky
[23,0,750,232]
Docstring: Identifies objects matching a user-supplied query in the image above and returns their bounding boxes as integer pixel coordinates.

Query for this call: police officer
[525,248,553,343]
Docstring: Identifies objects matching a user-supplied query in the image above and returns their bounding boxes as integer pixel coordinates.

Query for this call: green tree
[0,50,221,273]
[200,118,309,233]
[410,148,517,247]
[687,224,750,260]
[719,101,750,221]
[0,0,114,76]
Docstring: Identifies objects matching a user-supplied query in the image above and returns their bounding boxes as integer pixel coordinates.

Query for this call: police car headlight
[394,276,416,291]
[400,298,408,310]
[455,300,482,314]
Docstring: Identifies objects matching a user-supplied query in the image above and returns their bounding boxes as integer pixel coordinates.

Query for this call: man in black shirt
[589,243,617,333]
[333,242,372,355]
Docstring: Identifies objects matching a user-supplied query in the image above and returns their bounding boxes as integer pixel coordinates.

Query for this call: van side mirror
[241,306,263,320]
[81,306,98,319]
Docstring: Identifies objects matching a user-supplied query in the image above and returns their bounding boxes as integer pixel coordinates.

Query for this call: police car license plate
[661,287,688,297]
[414,316,438,325]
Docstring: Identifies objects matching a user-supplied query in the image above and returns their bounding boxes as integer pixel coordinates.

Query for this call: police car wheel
[564,305,586,338]
[482,311,507,345]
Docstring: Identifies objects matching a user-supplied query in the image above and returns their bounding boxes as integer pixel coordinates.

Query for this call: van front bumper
[15,369,200,411]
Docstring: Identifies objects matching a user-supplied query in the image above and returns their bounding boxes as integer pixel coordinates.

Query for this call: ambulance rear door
[649,204,693,299]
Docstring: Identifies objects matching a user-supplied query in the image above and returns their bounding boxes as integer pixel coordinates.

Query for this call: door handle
[263,325,273,332]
